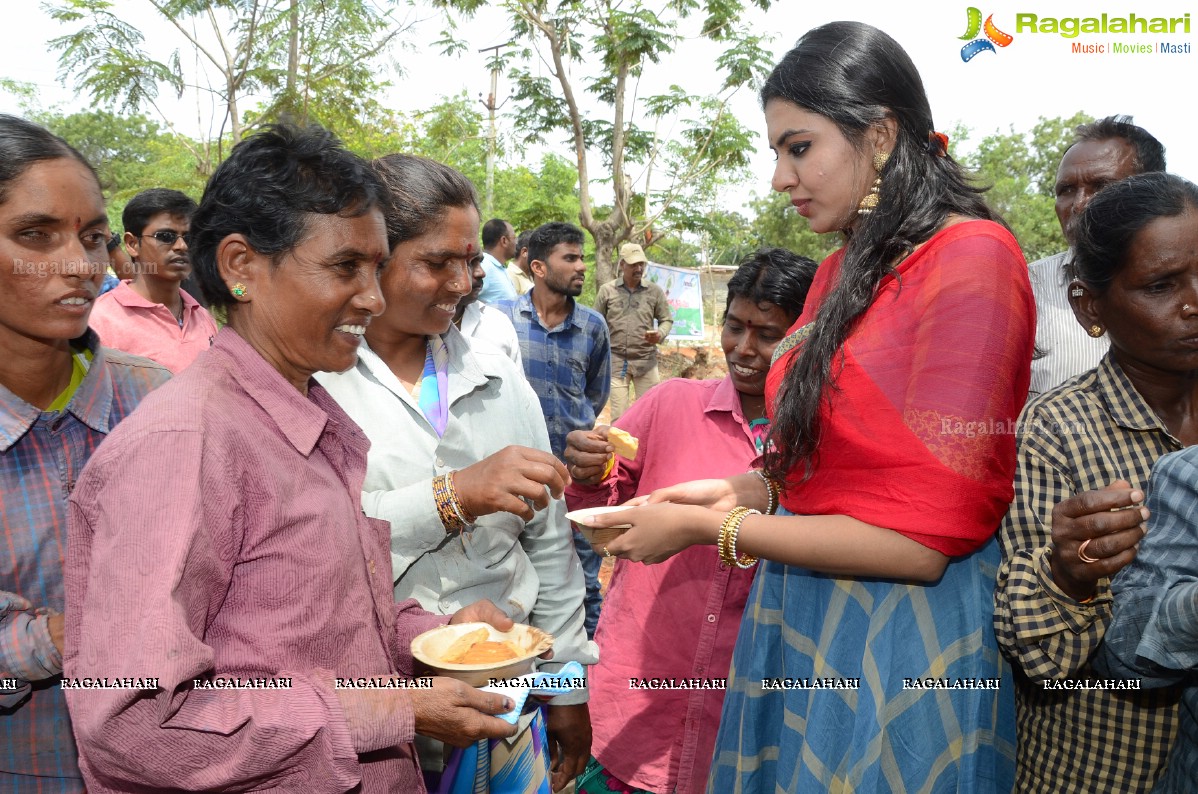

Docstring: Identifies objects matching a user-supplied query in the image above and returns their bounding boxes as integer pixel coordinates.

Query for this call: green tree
[45,0,409,173]
[745,190,840,263]
[435,0,775,285]
[33,109,207,229]
[965,112,1092,263]
[338,93,584,236]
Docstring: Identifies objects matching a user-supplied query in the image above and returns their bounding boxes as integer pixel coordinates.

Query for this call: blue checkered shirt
[0,332,168,792]
[495,291,610,458]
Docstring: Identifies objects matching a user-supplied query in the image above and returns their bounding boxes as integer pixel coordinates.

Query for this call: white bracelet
[750,469,779,515]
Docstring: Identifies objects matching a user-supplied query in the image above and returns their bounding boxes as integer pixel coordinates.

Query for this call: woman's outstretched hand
[644,472,768,513]
[580,502,717,564]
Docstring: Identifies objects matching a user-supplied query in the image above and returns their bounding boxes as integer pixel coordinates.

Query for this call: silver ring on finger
[603,546,612,558]
[1077,538,1101,564]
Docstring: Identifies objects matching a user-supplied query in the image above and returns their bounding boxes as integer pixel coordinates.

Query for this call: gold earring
[1088,325,1104,338]
[230,283,247,298]
[857,151,890,216]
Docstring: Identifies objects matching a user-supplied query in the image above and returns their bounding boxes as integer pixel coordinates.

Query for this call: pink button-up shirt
[64,328,447,793]
[565,376,759,794]
[88,281,218,373]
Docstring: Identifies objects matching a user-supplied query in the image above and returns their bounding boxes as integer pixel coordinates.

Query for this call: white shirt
[1029,250,1110,399]
[315,329,595,703]
[458,300,522,367]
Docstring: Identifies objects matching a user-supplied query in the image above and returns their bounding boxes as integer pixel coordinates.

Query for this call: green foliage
[745,191,840,263]
[339,93,583,236]
[964,112,1092,262]
[26,94,585,250]
[33,109,207,230]
[46,1,185,111]
[436,0,777,285]
[45,0,409,154]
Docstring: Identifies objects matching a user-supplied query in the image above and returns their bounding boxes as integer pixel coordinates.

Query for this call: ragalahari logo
[959,7,1014,61]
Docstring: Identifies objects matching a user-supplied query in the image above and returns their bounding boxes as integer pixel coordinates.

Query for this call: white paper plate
[565,505,635,544]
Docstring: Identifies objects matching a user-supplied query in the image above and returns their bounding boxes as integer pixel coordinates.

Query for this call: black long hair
[761,22,998,481]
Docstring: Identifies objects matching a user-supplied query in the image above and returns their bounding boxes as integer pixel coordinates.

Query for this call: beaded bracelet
[750,469,781,515]
[448,471,476,526]
[718,506,760,569]
[433,472,474,534]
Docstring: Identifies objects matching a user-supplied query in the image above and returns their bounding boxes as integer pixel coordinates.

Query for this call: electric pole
[477,43,511,219]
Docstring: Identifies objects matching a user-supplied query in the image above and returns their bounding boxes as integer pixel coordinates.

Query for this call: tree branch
[145,0,225,73]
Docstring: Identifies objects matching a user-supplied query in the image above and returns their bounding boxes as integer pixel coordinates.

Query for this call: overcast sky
[3,0,1195,216]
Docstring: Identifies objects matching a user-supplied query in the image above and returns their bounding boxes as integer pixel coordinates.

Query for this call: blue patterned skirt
[708,526,1015,793]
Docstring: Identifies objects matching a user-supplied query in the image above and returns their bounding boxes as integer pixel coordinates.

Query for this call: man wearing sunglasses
[89,189,218,373]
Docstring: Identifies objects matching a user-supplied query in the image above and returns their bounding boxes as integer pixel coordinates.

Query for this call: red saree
[766,219,1034,556]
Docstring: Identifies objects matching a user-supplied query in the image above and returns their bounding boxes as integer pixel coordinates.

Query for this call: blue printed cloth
[437,708,552,794]
[417,335,450,436]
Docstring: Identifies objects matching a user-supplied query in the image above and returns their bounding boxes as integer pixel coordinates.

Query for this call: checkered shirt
[1,333,168,791]
[995,353,1183,791]
[494,290,610,459]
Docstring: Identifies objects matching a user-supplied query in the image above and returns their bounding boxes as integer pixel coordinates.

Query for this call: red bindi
[466,243,475,254]
[74,217,81,232]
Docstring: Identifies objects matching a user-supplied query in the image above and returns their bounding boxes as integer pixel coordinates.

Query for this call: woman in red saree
[580,21,1031,792]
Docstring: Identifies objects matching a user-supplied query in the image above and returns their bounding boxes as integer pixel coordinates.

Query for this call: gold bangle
[433,473,467,534]
[717,508,743,566]
[727,508,760,569]
[447,471,476,525]
[718,507,759,568]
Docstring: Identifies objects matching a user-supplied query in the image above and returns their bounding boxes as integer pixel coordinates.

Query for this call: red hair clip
[928,131,949,156]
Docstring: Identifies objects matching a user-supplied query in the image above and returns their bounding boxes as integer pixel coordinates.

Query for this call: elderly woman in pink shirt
[63,125,518,794]
[562,249,816,794]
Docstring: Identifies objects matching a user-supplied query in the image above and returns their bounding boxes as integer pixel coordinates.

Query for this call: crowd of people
[2,17,1197,794]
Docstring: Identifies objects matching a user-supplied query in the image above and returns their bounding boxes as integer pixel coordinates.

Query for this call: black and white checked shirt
[995,354,1185,792]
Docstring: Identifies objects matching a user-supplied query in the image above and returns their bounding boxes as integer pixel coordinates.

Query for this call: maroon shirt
[64,328,446,793]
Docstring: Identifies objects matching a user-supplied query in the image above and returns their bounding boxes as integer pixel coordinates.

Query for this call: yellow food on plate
[441,628,489,663]
[608,427,639,460]
[452,640,520,664]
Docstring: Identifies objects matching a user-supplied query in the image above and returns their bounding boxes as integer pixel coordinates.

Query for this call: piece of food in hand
[608,427,639,460]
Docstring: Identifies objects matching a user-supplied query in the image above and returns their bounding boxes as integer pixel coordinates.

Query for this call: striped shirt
[495,290,610,458]
[1028,250,1110,398]
[0,333,168,792]
[995,353,1184,792]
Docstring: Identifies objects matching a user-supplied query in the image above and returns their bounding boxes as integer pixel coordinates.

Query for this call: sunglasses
[140,230,190,246]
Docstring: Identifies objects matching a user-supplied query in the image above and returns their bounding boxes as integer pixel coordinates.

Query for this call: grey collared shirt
[315,329,596,704]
